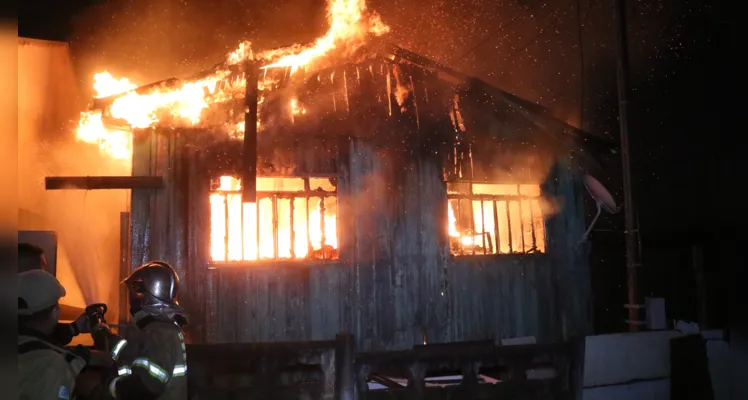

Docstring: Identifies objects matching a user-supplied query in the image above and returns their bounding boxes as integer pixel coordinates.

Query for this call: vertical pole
[335,332,356,400]
[613,0,643,331]
[119,212,131,327]
[692,245,708,328]
[243,61,259,204]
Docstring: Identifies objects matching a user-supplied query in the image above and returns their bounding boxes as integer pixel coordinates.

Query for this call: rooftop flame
[75,0,389,161]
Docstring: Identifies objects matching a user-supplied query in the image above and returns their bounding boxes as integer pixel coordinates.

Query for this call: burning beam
[91,78,181,111]
[242,61,260,203]
[45,176,164,190]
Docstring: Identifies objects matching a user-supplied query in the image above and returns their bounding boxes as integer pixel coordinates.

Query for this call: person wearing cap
[18,269,88,400]
[18,241,92,347]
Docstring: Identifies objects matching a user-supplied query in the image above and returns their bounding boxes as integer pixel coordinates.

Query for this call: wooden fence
[185,333,572,400]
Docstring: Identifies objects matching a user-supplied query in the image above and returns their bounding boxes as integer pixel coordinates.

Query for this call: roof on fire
[93,41,618,170]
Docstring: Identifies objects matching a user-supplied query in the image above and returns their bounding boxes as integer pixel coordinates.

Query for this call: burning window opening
[210,176,339,263]
[447,183,546,256]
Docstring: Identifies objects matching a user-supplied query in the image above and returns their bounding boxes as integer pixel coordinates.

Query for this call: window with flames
[210,176,338,262]
[447,183,546,255]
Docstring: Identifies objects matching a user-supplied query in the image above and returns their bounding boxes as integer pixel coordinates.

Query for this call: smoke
[18,39,128,322]
[68,0,328,96]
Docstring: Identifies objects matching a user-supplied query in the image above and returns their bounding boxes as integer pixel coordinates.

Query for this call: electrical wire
[455,0,548,62]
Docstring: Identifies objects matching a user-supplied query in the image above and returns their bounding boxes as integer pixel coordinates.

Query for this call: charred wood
[45,176,163,190]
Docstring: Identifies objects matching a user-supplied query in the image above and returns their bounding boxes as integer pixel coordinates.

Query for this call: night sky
[20,0,728,332]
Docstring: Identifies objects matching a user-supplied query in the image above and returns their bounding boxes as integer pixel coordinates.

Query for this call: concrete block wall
[579,330,728,400]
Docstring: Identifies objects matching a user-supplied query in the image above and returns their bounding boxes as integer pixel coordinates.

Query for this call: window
[447,183,546,255]
[210,176,339,262]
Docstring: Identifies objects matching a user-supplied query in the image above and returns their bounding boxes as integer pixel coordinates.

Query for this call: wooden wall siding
[130,127,188,269]
[130,127,210,343]
[131,120,591,350]
[445,256,556,344]
[199,139,575,351]
[543,159,593,340]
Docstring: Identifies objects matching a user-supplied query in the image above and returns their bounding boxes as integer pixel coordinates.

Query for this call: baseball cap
[18,270,66,316]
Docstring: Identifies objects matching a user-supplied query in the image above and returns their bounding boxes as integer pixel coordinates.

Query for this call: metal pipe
[613,0,642,331]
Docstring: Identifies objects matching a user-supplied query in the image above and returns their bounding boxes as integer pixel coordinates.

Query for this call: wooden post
[692,245,708,328]
[613,0,644,332]
[335,332,356,400]
[407,362,426,400]
[242,61,260,203]
[118,212,131,328]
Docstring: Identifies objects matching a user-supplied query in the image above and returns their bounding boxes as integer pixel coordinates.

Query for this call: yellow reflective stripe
[117,366,132,376]
[111,339,128,361]
[172,364,187,376]
[132,358,170,382]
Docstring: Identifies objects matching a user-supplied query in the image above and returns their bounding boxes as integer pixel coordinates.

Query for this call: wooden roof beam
[45,176,163,190]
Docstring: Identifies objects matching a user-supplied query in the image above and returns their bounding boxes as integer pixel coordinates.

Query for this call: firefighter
[18,269,87,400]
[18,241,91,347]
[97,261,188,399]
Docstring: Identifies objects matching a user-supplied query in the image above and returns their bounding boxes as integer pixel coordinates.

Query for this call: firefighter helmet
[122,261,180,312]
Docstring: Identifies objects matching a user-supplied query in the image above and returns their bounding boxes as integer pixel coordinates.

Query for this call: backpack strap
[18,339,77,364]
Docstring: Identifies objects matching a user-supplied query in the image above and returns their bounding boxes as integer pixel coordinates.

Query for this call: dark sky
[20,0,727,329]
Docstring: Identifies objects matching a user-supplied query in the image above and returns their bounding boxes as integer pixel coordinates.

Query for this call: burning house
[47,0,616,396]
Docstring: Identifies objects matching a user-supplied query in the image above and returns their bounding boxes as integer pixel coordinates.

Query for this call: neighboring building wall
[18,38,128,321]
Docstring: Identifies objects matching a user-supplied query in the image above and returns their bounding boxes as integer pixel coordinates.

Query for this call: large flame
[75,0,389,161]
[447,184,547,255]
[257,0,388,73]
[210,176,338,262]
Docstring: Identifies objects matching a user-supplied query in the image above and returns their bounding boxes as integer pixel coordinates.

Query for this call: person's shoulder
[145,319,182,332]
[142,320,182,343]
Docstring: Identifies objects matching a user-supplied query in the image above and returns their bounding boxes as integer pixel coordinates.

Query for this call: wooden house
[48,43,615,397]
[114,44,612,352]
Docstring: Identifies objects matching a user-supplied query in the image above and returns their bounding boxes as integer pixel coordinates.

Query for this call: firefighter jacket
[106,313,188,400]
[18,328,87,400]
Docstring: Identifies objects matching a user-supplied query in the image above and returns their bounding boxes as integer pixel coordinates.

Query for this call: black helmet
[123,261,180,314]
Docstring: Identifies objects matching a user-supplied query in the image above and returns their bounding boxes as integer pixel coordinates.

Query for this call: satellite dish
[580,175,620,243]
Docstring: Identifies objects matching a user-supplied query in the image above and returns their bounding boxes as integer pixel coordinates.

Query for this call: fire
[290,97,306,117]
[258,0,389,73]
[210,176,338,262]
[92,72,137,98]
[75,0,389,160]
[447,184,547,254]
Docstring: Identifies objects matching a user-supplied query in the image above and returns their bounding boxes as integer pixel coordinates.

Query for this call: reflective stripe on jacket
[18,335,86,400]
[110,319,188,400]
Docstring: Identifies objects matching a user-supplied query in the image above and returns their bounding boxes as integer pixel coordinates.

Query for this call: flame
[107,76,222,129]
[210,176,338,262]
[258,0,389,73]
[290,97,305,116]
[447,184,547,254]
[92,72,137,98]
[75,0,389,161]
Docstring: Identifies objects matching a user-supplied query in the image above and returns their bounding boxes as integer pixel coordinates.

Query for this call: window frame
[446,181,547,257]
[209,174,340,264]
